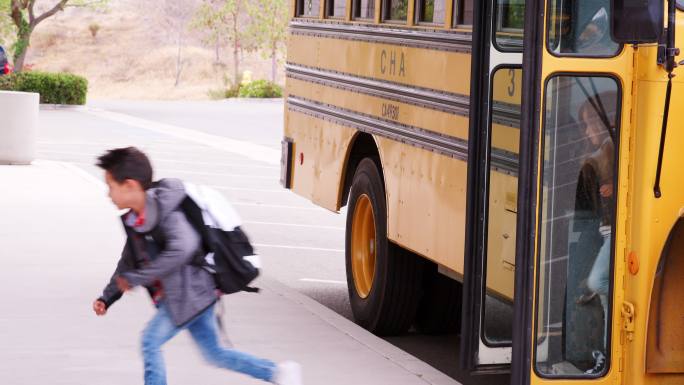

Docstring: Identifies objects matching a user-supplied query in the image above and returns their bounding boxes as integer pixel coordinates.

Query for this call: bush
[238,80,282,98]
[207,83,241,100]
[207,87,227,100]
[0,72,88,105]
[0,73,17,91]
[226,83,242,98]
[89,23,101,39]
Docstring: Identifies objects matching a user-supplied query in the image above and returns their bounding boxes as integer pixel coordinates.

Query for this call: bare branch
[32,0,68,28]
[28,0,35,23]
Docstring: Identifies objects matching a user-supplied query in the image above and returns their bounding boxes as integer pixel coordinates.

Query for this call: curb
[221,98,284,103]
[39,104,90,111]
[260,277,461,385]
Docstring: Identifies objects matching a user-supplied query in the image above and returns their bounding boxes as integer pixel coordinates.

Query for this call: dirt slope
[25,0,280,100]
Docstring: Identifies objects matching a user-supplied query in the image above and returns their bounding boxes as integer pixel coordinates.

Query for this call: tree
[191,0,244,85]
[191,1,224,63]
[7,0,107,72]
[145,0,199,86]
[246,0,288,83]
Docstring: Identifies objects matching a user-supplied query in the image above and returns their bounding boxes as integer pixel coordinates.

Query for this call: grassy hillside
[21,0,282,100]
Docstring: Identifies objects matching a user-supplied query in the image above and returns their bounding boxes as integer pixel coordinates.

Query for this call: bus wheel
[345,158,423,336]
[415,262,462,334]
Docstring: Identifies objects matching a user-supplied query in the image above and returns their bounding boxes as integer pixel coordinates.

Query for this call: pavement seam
[85,109,281,165]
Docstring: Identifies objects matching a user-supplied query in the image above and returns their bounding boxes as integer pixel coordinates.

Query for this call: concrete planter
[0,91,39,165]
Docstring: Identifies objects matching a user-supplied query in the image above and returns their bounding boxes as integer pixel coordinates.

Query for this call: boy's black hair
[96,147,153,190]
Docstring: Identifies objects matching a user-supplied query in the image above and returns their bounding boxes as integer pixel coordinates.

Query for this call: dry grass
[25,0,283,100]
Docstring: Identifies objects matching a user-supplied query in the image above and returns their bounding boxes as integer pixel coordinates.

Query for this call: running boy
[92,147,301,385]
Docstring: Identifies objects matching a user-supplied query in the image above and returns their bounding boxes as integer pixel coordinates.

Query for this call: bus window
[482,67,522,346]
[353,0,375,19]
[416,0,446,24]
[383,0,408,22]
[547,0,620,56]
[535,75,620,377]
[297,0,321,17]
[327,0,347,18]
[453,0,473,26]
[494,0,524,51]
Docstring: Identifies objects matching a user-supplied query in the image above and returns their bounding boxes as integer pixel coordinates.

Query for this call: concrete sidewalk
[0,160,459,385]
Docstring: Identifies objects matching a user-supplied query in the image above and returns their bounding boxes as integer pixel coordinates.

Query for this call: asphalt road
[38,100,509,385]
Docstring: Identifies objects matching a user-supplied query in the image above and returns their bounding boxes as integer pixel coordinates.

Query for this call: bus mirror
[611,0,663,43]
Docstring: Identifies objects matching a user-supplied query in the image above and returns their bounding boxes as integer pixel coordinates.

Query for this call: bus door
[463,0,647,381]
[506,0,648,383]
[461,0,524,374]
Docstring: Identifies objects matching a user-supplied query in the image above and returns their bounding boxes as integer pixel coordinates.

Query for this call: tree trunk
[233,43,239,85]
[215,32,220,63]
[271,45,277,83]
[12,28,32,73]
[175,30,184,86]
[232,12,240,85]
[13,47,28,73]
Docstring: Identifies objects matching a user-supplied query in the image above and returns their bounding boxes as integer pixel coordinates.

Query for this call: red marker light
[299,152,304,165]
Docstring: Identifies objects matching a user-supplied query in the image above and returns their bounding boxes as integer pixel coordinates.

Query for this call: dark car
[0,46,12,75]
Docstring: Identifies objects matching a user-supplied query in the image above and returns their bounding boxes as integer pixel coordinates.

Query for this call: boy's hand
[93,300,107,316]
[116,276,131,292]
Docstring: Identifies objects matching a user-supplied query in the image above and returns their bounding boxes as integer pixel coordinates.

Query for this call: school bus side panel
[285,109,357,212]
[287,33,471,96]
[376,137,467,275]
[626,40,684,384]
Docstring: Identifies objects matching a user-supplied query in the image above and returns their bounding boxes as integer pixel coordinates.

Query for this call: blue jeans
[141,303,276,385]
[587,231,611,348]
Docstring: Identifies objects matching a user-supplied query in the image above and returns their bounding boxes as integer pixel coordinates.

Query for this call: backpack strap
[180,197,213,264]
[215,297,234,348]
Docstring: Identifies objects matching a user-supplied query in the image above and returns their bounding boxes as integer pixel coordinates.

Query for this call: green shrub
[238,80,282,98]
[207,88,224,100]
[0,72,88,105]
[89,23,101,39]
[207,83,241,100]
[0,73,17,91]
[226,83,241,98]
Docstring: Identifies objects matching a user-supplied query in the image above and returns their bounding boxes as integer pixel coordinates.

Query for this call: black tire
[415,261,463,334]
[345,158,423,336]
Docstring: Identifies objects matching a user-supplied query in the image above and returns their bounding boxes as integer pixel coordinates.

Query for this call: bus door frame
[461,0,527,376]
[508,0,543,382]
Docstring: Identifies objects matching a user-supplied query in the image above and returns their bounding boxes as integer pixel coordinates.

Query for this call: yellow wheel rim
[351,194,376,299]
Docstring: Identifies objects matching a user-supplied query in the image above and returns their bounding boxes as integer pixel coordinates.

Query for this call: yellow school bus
[281,0,684,383]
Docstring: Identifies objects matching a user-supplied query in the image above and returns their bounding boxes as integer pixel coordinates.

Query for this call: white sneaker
[273,361,302,385]
[585,350,606,375]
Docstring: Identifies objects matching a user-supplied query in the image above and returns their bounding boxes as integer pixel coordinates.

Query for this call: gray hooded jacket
[99,178,217,326]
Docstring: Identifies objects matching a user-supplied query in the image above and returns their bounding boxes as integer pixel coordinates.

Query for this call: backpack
[180,182,260,295]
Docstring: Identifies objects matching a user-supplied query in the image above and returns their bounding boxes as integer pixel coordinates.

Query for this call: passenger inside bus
[573,90,617,375]
[537,76,620,377]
